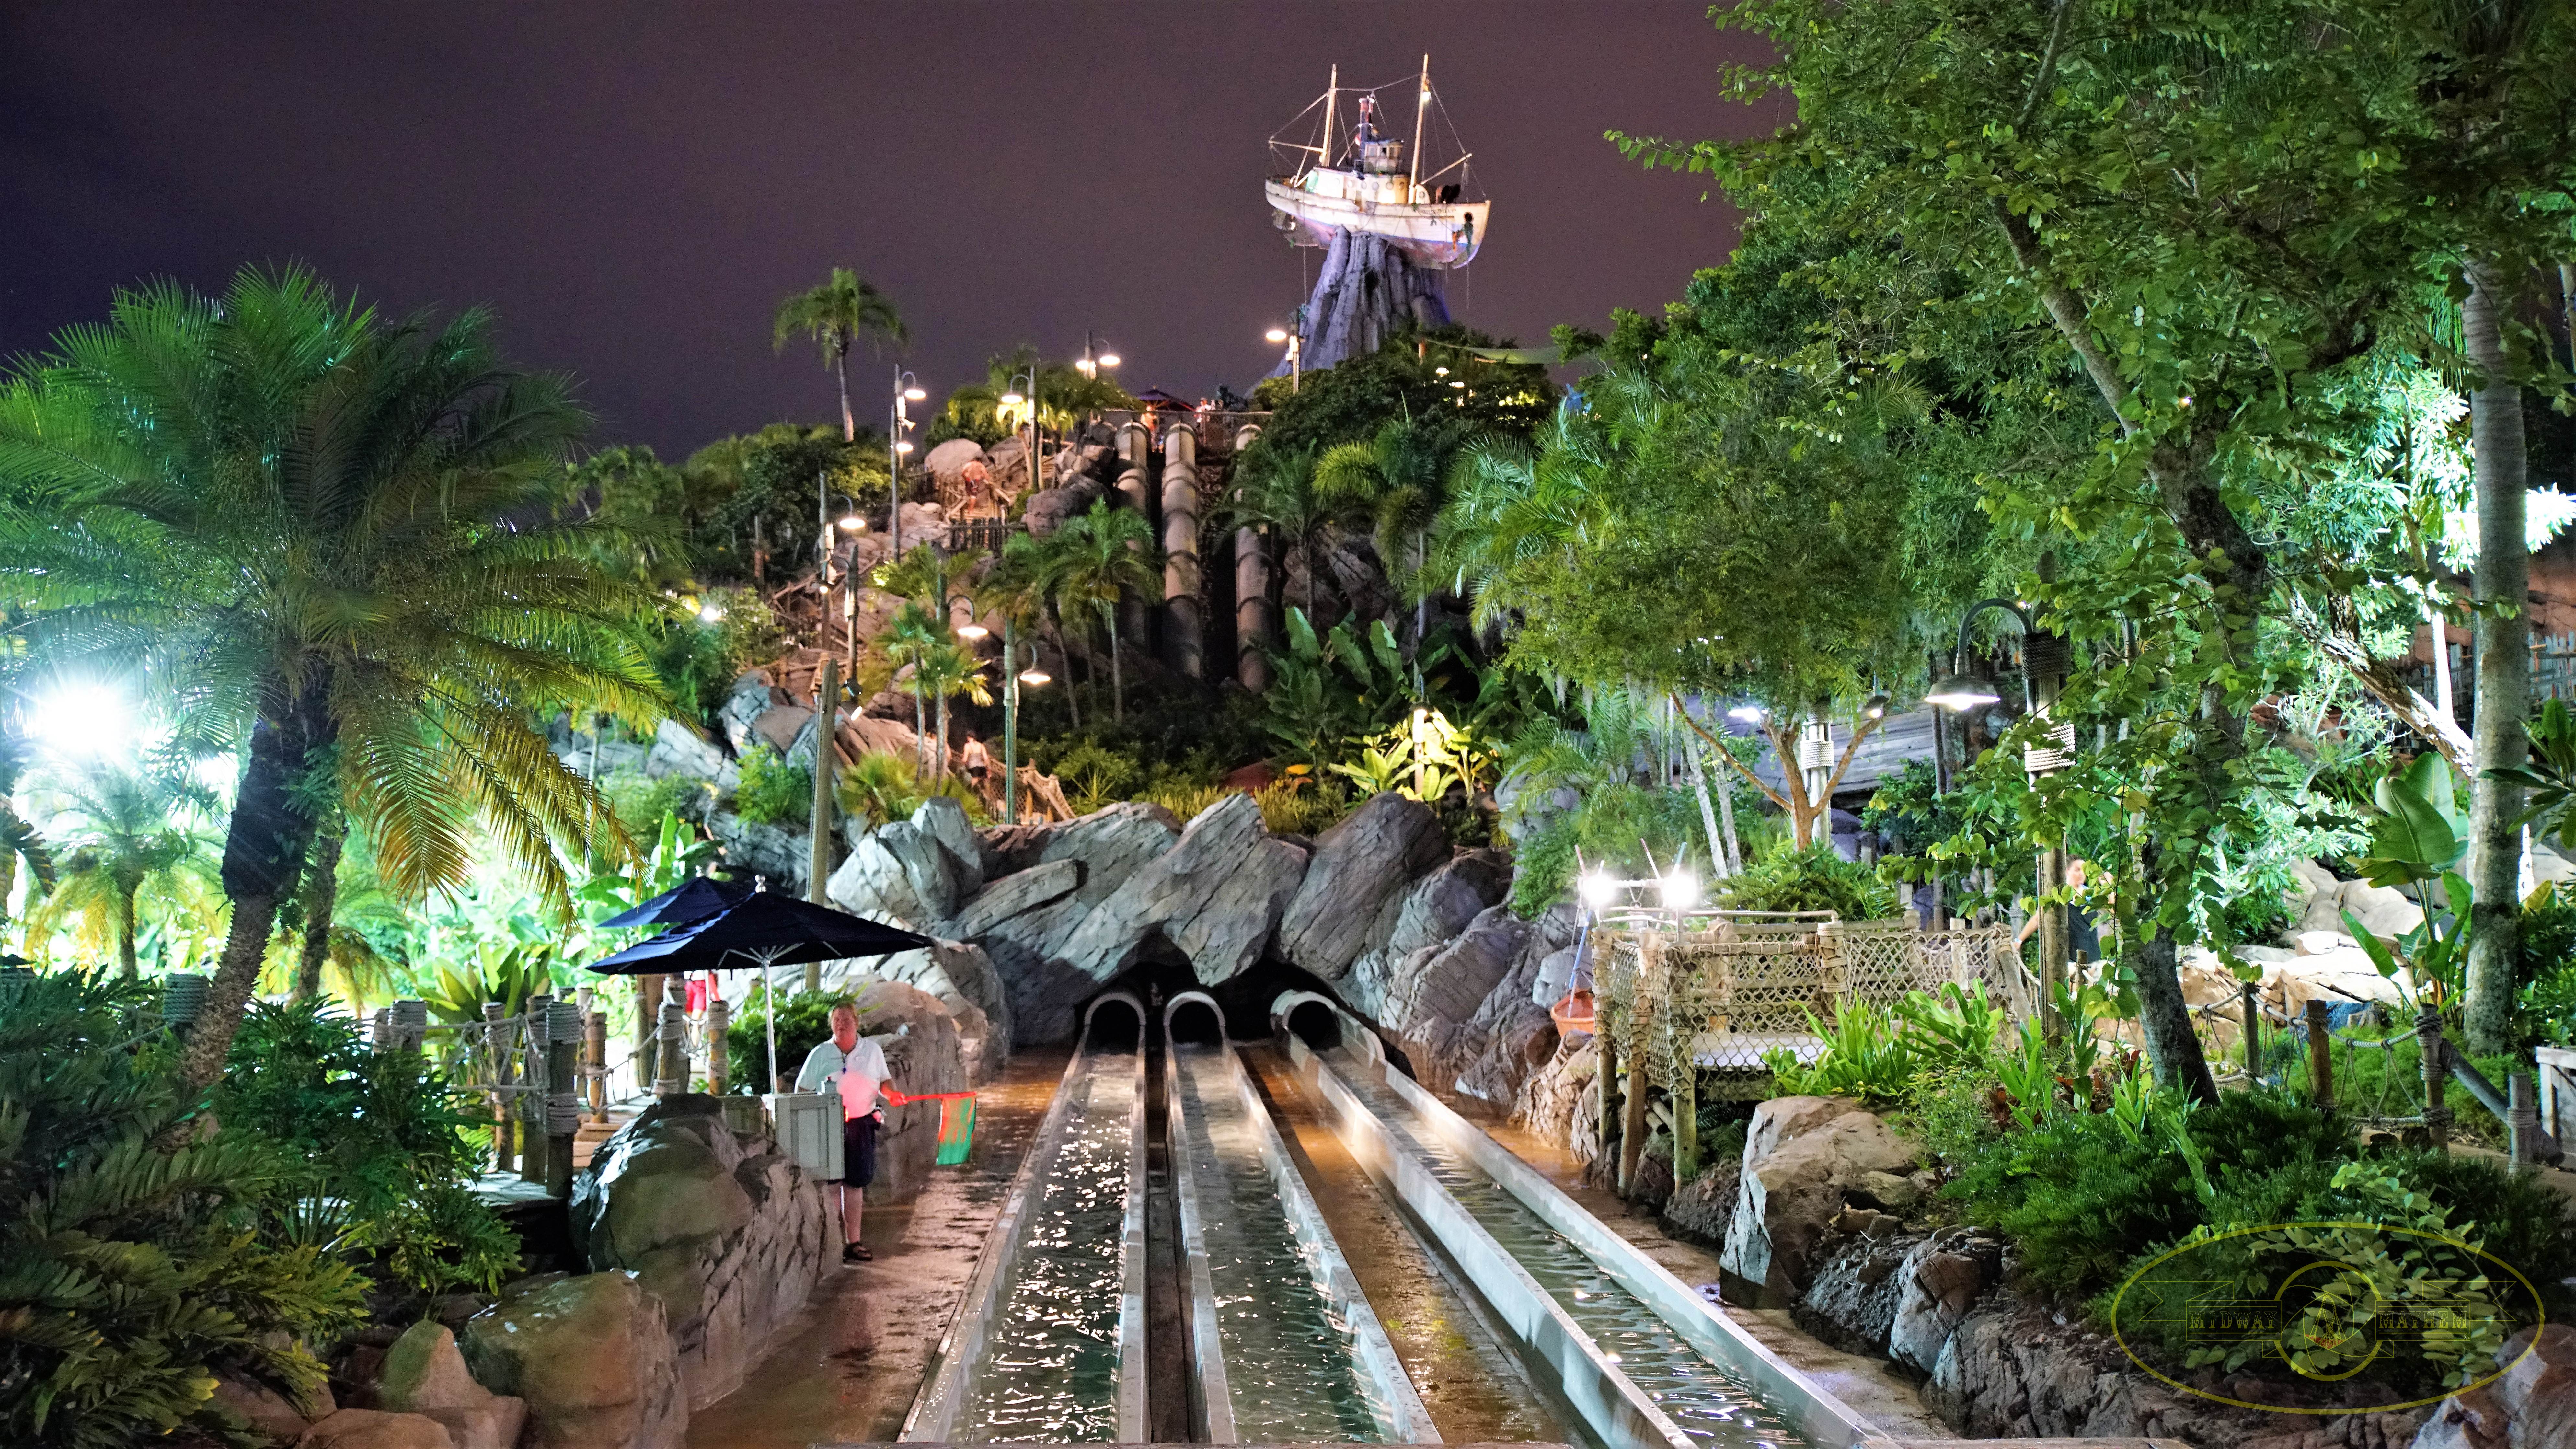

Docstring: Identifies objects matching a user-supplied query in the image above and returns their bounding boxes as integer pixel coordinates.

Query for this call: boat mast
[1409,54,1428,200]
[1322,65,1337,170]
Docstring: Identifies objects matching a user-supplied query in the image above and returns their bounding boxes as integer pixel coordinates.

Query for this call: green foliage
[1765,982,2004,1102]
[219,1001,520,1300]
[723,987,869,1096]
[836,751,928,829]
[1508,783,1705,918]
[598,771,711,838]
[0,972,368,1447]
[931,345,1140,447]
[733,745,814,828]
[644,586,784,726]
[1860,759,1962,859]
[1722,843,1899,920]
[1246,326,1555,462]
[1253,777,1353,837]
[1140,783,1233,824]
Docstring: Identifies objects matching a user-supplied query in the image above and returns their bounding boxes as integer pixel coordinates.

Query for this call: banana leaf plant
[2340,754,2471,1018]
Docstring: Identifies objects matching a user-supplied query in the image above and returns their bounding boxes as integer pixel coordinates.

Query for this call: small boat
[1266,57,1489,270]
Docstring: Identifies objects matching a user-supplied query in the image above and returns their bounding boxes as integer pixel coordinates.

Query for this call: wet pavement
[683,1048,1070,1449]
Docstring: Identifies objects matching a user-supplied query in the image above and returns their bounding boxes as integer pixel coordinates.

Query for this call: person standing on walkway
[796,1002,893,1263]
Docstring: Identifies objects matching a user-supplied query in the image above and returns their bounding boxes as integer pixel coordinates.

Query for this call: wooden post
[1673,1062,1698,1183]
[2241,981,2261,1079]
[1594,1036,1618,1173]
[2416,1008,2451,1151]
[585,1003,608,1122]
[483,1001,513,1173]
[520,995,552,1188]
[706,997,731,1096]
[2305,999,2333,1108]
[2509,1072,2539,1168]
[636,974,665,1102]
[656,997,689,1097]
[1617,1049,1651,1197]
[2036,847,2066,1041]
[545,1000,578,1199]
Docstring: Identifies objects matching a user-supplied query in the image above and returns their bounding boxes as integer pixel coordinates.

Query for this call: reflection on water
[960,1053,1136,1443]
[1339,1068,1811,1449]
[1173,1044,1385,1442]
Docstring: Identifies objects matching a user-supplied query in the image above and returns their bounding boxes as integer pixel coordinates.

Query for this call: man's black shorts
[833,1111,878,1187]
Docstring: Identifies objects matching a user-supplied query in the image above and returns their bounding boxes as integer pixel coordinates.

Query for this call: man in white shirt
[795,1003,894,1263]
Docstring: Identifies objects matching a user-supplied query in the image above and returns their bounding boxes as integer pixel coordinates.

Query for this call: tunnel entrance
[1080,991,1146,1051]
[1283,998,1339,1051]
[1165,991,1225,1046]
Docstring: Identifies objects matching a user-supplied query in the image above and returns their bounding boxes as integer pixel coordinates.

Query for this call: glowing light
[903,386,926,402]
[697,603,726,623]
[956,623,990,641]
[26,681,144,761]
[1659,870,1699,911]
[1450,380,1466,389]
[1000,391,1026,407]
[1434,365,1449,376]
[1265,328,1290,343]
[894,441,915,455]
[1863,693,1890,720]
[1075,359,1096,377]
[1017,668,1051,687]
[836,515,867,532]
[1727,703,1766,722]
[1925,673,2001,710]
[1097,353,1120,368]
[1578,871,1619,909]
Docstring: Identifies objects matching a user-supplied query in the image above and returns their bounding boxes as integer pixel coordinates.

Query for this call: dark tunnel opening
[1166,997,1225,1046]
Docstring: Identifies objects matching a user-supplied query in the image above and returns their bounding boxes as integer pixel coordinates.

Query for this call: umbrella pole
[766,956,779,1096]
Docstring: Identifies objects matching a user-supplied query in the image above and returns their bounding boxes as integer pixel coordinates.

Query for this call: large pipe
[1115,421,1153,655]
[1232,424,1271,691]
[1161,424,1202,679]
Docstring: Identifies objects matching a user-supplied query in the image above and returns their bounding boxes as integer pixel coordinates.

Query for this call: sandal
[842,1243,873,1263]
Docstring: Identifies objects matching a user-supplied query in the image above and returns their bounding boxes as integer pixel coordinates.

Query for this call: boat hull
[1265,178,1486,269]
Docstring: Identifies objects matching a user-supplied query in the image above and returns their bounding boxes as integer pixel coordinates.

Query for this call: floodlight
[1265,328,1290,343]
[1000,391,1025,407]
[1097,353,1119,368]
[956,623,990,641]
[894,441,915,455]
[903,387,926,402]
[1924,672,2002,711]
[1659,870,1699,911]
[1727,703,1766,723]
[1578,871,1618,909]
[836,515,866,532]
[697,604,726,623]
[1862,693,1890,720]
[1017,668,1051,687]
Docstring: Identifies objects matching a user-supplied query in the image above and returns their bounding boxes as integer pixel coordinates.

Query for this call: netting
[1594,918,2027,1084]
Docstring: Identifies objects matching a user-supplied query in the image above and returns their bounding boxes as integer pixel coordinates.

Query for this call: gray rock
[825,818,959,928]
[748,704,813,754]
[1023,477,1104,537]
[1719,1096,1919,1307]
[1276,793,1449,980]
[947,858,1080,939]
[1041,802,1183,910]
[1514,1034,1600,1160]
[374,1322,526,1449]
[1794,1228,1927,1356]
[644,719,729,784]
[963,804,1186,1044]
[1886,1229,2000,1374]
[457,1271,686,1449]
[709,812,808,893]
[213,1372,319,1446]
[1055,794,1308,986]
[1388,906,1528,1036]
[718,672,776,757]
[565,1097,834,1409]
[856,939,1010,1065]
[1167,829,1309,985]
[1662,1160,1739,1249]
[923,437,986,492]
[912,797,983,896]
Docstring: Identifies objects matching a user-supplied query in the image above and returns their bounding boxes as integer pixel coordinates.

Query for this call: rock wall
[460,1272,687,1449]
[566,1096,837,1408]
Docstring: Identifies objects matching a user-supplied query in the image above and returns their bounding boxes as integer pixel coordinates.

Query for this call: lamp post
[1926,597,2073,1036]
[1266,327,1302,392]
[1001,364,1039,508]
[1005,633,1050,824]
[890,369,926,558]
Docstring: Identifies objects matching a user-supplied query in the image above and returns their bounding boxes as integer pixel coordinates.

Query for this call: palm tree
[1034,502,1161,724]
[914,642,993,781]
[979,531,1079,728]
[879,603,944,776]
[0,267,665,1086]
[25,762,219,978]
[0,725,57,953]
[1224,443,1330,618]
[1314,416,1471,643]
[772,268,907,443]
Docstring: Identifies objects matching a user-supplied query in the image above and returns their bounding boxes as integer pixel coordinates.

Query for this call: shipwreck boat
[1265,58,1489,270]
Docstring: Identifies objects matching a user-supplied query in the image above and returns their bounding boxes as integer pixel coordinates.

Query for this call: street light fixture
[1267,326,1302,392]
[1006,363,1039,507]
[1000,626,1052,824]
[890,369,924,558]
[956,622,989,642]
[1075,331,1119,379]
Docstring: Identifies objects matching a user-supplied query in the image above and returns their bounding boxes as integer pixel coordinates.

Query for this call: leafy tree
[772,267,906,444]
[0,268,664,1086]
[0,726,56,948]
[25,762,218,978]
[934,345,1141,447]
[0,971,367,1447]
[1220,442,1331,618]
[1245,325,1554,461]
[1314,415,1473,638]
[1032,501,1162,725]
[914,640,992,782]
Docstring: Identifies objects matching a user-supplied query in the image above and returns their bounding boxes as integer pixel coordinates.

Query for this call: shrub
[733,744,813,826]
[1946,1107,2206,1297]
[1723,841,1899,919]
[1,973,368,1447]
[1052,740,1142,813]
[601,770,710,836]
[1141,782,1233,823]
[837,750,926,829]
[1254,776,1353,836]
[221,999,521,1299]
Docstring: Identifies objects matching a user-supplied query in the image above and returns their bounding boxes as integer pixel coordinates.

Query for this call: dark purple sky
[2,3,1776,459]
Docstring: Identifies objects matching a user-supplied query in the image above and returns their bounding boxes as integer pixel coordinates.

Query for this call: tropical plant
[772,267,906,443]
[0,971,368,1447]
[2340,755,2474,1017]
[1221,442,1330,616]
[836,750,928,829]
[874,598,946,775]
[24,763,218,977]
[573,809,721,926]
[733,745,812,829]
[1032,501,1161,724]
[914,641,993,782]
[0,725,57,952]
[1252,775,1352,836]
[0,268,665,1086]
[1314,414,1471,629]
[935,345,1141,445]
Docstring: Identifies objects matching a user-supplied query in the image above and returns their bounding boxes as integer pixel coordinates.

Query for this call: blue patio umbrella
[593,873,754,930]
[583,888,930,1092]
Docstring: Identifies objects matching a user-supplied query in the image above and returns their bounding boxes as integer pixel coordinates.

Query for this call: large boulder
[1514,1034,1600,1158]
[1276,793,1451,980]
[460,1272,685,1449]
[968,803,1184,1043]
[566,1097,836,1408]
[644,718,729,785]
[296,1410,453,1449]
[1719,1096,1920,1306]
[1662,1159,1739,1249]
[850,979,970,1200]
[946,858,1080,939]
[1053,793,1309,986]
[718,672,777,756]
[923,437,987,493]
[214,1372,324,1447]
[709,811,807,893]
[1886,1228,2005,1374]
[855,939,1010,1074]
[372,1323,526,1449]
[1023,477,1104,537]
[2412,1323,2576,1449]
[1340,850,1513,1015]
[1795,1226,1929,1357]
[912,797,984,896]
[826,817,966,928]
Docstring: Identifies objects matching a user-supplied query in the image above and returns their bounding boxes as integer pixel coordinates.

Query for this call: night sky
[3,3,1778,459]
